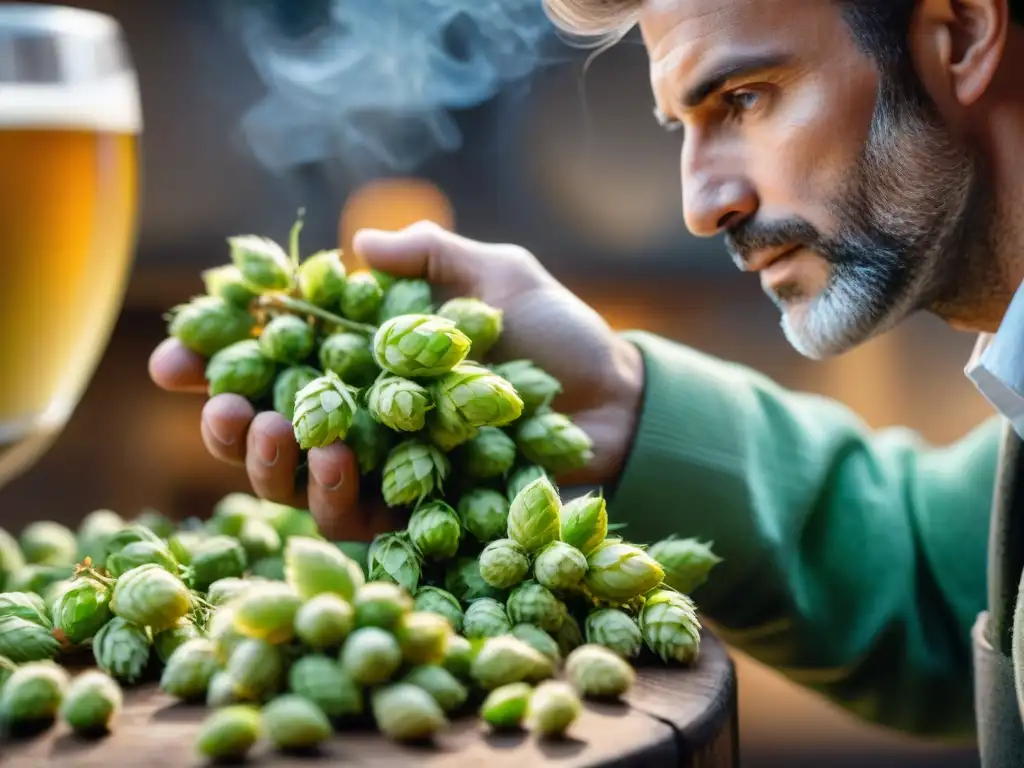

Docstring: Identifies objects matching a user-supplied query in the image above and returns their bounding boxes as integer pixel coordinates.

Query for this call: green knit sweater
[613,331,1002,742]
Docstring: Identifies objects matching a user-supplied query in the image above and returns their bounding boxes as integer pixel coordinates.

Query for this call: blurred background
[1,0,994,765]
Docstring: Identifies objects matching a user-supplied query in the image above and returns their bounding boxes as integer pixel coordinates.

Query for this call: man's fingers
[306,443,361,539]
[149,338,209,394]
[245,411,302,504]
[352,221,483,291]
[200,395,254,465]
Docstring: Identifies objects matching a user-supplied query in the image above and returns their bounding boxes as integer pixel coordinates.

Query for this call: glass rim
[0,5,124,40]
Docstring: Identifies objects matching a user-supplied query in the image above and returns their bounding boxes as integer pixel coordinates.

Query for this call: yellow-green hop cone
[554,614,585,657]
[238,518,283,561]
[381,439,450,509]
[444,556,504,603]
[507,476,561,553]
[432,364,524,432]
[228,234,294,291]
[534,541,588,593]
[232,581,302,644]
[371,682,448,741]
[340,271,384,322]
[413,586,464,632]
[584,609,643,660]
[292,370,359,450]
[106,540,178,579]
[340,626,402,685]
[648,537,723,595]
[378,278,433,322]
[19,521,77,566]
[0,654,16,688]
[507,464,553,503]
[93,618,151,685]
[565,644,636,700]
[511,624,561,665]
[206,671,245,708]
[263,502,323,540]
[516,412,594,475]
[639,589,702,664]
[209,605,246,665]
[294,593,354,649]
[284,535,363,602]
[478,539,530,590]
[460,427,517,480]
[259,314,316,364]
[407,501,461,561]
[0,661,69,725]
[166,296,255,358]
[442,634,474,679]
[401,665,467,713]
[436,297,503,357]
[367,375,433,432]
[188,536,248,592]
[353,581,412,629]
[273,365,320,421]
[206,339,277,399]
[160,638,219,701]
[584,543,665,605]
[481,682,531,730]
[372,314,470,378]
[346,406,395,474]
[0,591,51,627]
[425,409,478,451]
[458,488,509,544]
[462,597,512,640]
[395,611,451,666]
[227,639,285,701]
[492,360,562,417]
[0,616,59,663]
[471,635,554,690]
[559,492,608,557]
[202,264,258,308]
[110,563,192,631]
[153,617,203,663]
[195,705,262,760]
[528,680,580,737]
[507,581,566,634]
[52,576,112,645]
[60,670,122,734]
[288,654,362,719]
[297,249,347,308]
[367,533,422,593]
[319,331,377,388]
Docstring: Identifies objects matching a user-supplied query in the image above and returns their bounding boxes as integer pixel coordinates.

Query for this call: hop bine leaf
[407,501,462,561]
[481,682,531,730]
[516,411,594,475]
[366,375,433,432]
[228,234,294,291]
[20,521,77,566]
[110,564,192,631]
[273,365,321,421]
[639,589,702,664]
[507,465,554,503]
[436,297,503,358]
[431,364,524,433]
[289,655,363,719]
[528,680,581,736]
[462,598,512,640]
[60,670,123,734]
[458,488,510,543]
[353,581,413,630]
[478,539,530,590]
[202,264,258,308]
[167,296,255,358]
[584,608,644,660]
[340,626,403,685]
[0,662,70,725]
[262,694,333,750]
[584,542,665,605]
[284,535,363,602]
[381,440,450,508]
[378,278,433,322]
[372,314,471,378]
[507,581,567,634]
[493,360,563,416]
[559,493,609,557]
[460,427,517,479]
[258,314,316,364]
[507,475,562,553]
[195,705,262,760]
[340,271,384,322]
[52,576,113,645]
[93,617,151,685]
[0,616,60,663]
[297,249,347,308]
[367,533,422,593]
[533,541,588,593]
[346,407,395,474]
[292,371,359,450]
[372,682,448,741]
[648,537,723,595]
[319,331,378,388]
[206,339,277,399]
[471,635,554,690]
[413,587,464,633]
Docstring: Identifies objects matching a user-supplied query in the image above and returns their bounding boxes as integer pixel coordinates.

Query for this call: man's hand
[148,221,645,538]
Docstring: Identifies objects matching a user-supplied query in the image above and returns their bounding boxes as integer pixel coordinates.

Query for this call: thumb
[351,221,482,291]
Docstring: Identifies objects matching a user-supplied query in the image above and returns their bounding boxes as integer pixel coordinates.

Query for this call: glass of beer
[0,6,141,487]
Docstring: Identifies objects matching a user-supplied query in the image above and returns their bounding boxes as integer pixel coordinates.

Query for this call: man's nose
[682,174,758,238]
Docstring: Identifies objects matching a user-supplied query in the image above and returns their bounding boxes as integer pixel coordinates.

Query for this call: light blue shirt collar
[965,281,1024,438]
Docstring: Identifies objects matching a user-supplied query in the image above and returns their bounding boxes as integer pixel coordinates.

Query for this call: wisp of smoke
[226,0,562,177]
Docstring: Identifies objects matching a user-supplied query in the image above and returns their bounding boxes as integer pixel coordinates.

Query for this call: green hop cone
[103,522,163,556]
[340,271,384,322]
[251,556,286,580]
[0,527,26,586]
[0,591,51,627]
[319,331,377,388]
[413,586,464,632]
[0,616,60,663]
[293,593,354,649]
[372,314,470,378]
[639,589,702,665]
[507,476,561,553]
[52,577,112,645]
[133,508,177,539]
[60,670,122,734]
[297,249,347,308]
[106,540,178,579]
[460,427,517,480]
[367,533,422,593]
[457,488,509,543]
[188,536,248,591]
[340,626,403,685]
[206,339,277,399]
[284,535,363,602]
[407,501,461,561]
[5,564,74,596]
[262,694,333,750]
[648,537,723,595]
[346,406,395,474]
[111,563,192,631]
[371,269,397,292]
[76,508,126,564]
[584,609,643,660]
[436,297,503,358]
[207,493,259,535]
[353,581,413,629]
[207,578,255,606]
[20,521,77,566]
[44,579,75,616]
[0,655,17,688]
[93,617,151,685]
[584,543,665,605]
[167,296,255,357]
[478,539,530,590]
[471,635,554,690]
[292,370,359,450]
[258,314,315,364]
[534,541,588,593]
[154,618,203,664]
[228,234,294,291]
[263,502,322,540]
[444,557,504,603]
[507,464,554,503]
[528,680,580,737]
[554,614,585,657]
[431,364,524,433]
[507,581,566,634]
[559,492,608,557]
[372,682,448,741]
[239,518,282,562]
[481,682,531,730]
[209,605,246,666]
[462,598,512,640]
[516,412,594,475]
[565,643,636,700]
[425,410,478,451]
[395,611,451,666]
[202,264,258,308]
[227,639,285,701]
[401,665,467,714]
[442,635,474,679]
[160,638,220,701]
[233,581,302,644]
[511,624,562,665]
[273,365,321,421]
[366,375,433,432]
[0,661,69,725]
[206,671,243,708]
[493,360,563,416]
[381,440,450,509]
[378,278,433,322]
[288,654,362,719]
[168,531,205,566]
[195,705,262,760]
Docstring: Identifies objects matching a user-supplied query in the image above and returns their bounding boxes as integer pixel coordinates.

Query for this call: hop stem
[289,208,305,270]
[256,293,377,335]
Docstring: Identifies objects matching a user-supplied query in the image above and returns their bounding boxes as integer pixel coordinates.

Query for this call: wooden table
[4,629,737,767]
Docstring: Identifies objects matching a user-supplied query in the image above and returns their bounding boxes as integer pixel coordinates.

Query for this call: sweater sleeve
[611,330,1002,741]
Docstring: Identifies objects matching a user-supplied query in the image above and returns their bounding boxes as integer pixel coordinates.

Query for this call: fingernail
[255,433,279,466]
[207,418,236,447]
[310,461,343,491]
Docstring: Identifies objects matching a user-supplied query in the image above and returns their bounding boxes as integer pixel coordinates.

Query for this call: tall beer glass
[0,6,141,487]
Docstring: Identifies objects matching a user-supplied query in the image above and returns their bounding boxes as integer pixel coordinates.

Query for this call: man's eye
[725,89,761,110]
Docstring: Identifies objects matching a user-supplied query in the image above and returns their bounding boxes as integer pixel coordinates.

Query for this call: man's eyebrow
[682,51,792,108]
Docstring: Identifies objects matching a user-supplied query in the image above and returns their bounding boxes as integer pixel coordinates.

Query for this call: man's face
[640,0,990,358]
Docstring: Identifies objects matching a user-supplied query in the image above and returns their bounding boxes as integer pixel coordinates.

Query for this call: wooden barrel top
[4,628,737,767]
